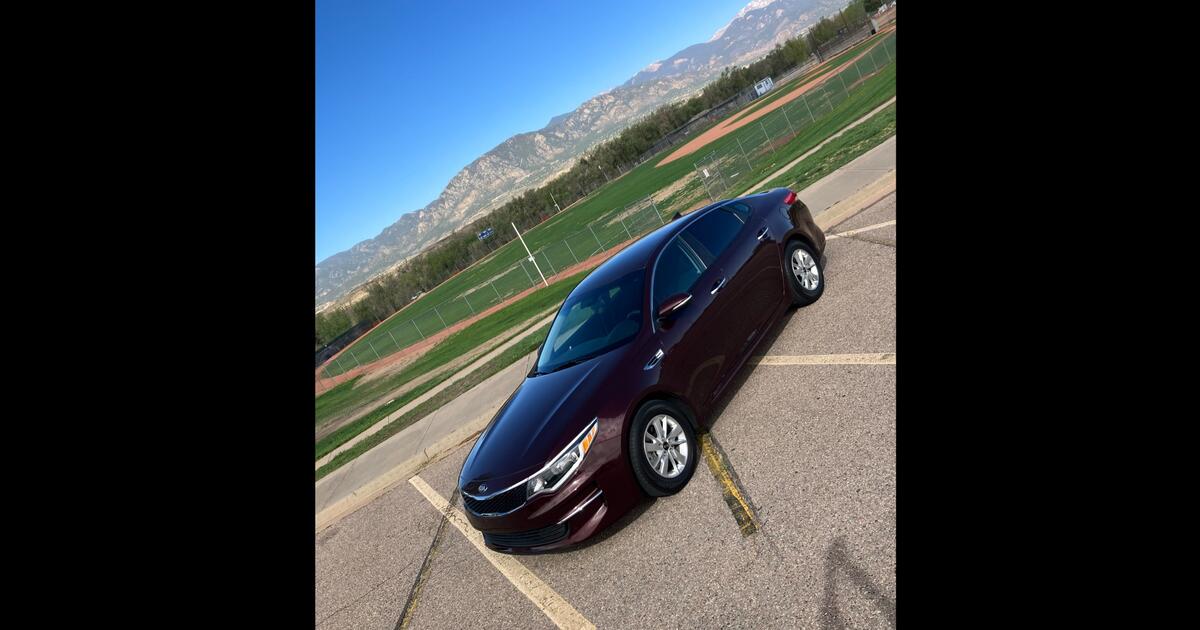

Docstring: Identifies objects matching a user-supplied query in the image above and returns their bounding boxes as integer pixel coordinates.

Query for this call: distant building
[871,3,897,34]
[753,77,775,97]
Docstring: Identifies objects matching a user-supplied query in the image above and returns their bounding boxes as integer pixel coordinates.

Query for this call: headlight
[527,419,598,499]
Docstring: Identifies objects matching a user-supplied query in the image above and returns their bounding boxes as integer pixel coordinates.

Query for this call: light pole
[548,189,562,213]
[511,222,548,287]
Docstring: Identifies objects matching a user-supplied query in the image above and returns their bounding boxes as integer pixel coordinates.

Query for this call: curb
[315,409,496,533]
[816,167,896,231]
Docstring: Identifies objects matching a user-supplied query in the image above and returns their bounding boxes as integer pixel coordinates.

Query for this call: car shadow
[820,536,896,629]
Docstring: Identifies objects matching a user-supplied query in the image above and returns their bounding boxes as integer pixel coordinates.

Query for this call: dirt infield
[657,26,894,167]
[314,235,641,394]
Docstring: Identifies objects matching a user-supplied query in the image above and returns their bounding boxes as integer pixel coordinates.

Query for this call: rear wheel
[628,400,697,497]
[785,239,825,306]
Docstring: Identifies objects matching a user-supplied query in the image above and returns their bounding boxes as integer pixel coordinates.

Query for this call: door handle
[644,348,665,370]
[710,277,728,295]
[756,226,769,240]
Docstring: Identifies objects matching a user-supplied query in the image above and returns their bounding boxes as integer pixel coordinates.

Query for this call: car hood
[459,350,617,493]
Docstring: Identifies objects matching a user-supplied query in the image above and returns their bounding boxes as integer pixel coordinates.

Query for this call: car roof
[571,189,788,293]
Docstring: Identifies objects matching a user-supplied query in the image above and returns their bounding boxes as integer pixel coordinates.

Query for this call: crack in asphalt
[316,557,418,628]
[394,489,459,629]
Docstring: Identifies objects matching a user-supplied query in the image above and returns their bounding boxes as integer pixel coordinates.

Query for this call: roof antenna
[671,212,682,221]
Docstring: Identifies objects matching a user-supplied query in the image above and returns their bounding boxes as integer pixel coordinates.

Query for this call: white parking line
[749,353,895,365]
[827,219,895,239]
[408,476,596,630]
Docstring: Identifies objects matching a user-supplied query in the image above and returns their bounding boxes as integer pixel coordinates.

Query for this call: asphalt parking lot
[316,192,896,629]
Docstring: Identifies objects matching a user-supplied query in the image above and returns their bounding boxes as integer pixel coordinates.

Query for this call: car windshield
[535,268,644,374]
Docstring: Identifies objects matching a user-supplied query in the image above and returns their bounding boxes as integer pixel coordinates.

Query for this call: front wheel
[785,239,825,307]
[628,400,698,497]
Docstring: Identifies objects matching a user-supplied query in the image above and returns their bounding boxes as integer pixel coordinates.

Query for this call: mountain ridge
[316,0,839,310]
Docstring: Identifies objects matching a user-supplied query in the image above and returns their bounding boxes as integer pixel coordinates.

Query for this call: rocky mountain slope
[316,0,839,309]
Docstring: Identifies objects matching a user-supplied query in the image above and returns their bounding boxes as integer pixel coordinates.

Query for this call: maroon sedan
[458,187,826,552]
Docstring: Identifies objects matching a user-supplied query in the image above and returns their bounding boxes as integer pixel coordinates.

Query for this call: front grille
[483,523,570,549]
[462,485,527,515]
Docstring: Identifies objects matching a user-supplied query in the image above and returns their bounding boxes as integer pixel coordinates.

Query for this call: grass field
[316,322,553,480]
[315,270,588,460]
[685,40,895,201]
[314,40,899,474]
[727,32,894,124]
[316,95,898,473]
[753,102,896,194]
[320,30,897,377]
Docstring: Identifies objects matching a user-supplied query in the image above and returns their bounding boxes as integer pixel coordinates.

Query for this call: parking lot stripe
[408,476,597,630]
[700,433,761,536]
[826,219,895,239]
[750,353,895,366]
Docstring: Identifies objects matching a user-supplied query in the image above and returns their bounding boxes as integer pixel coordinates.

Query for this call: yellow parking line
[827,219,896,239]
[749,353,895,365]
[408,476,596,630]
[700,433,760,536]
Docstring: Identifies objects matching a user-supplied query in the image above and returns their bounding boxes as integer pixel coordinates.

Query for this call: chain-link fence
[317,196,664,382]
[316,31,897,388]
[693,31,895,202]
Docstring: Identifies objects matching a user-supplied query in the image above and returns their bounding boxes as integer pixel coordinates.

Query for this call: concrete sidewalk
[316,348,538,525]
[316,137,896,531]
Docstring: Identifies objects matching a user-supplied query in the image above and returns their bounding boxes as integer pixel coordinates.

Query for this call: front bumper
[460,440,641,553]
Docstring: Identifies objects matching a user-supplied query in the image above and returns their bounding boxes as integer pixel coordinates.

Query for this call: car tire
[785,239,825,307]
[628,400,698,497]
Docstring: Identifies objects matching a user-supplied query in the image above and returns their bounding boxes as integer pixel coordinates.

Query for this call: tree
[314,16,848,340]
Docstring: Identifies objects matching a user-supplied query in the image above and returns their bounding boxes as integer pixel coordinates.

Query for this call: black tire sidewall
[785,240,825,306]
[627,400,698,497]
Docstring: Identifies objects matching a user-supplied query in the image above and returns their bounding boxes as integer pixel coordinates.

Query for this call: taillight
[783,190,797,205]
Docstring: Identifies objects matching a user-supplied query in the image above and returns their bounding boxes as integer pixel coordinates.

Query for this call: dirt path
[657,26,894,167]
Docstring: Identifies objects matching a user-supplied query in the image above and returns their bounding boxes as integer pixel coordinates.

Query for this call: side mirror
[656,293,692,322]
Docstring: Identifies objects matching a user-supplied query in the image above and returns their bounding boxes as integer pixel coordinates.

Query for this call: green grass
[752,102,896,194]
[316,322,553,480]
[315,99,897,475]
[729,32,893,123]
[321,32,896,377]
[314,38,898,476]
[315,375,366,425]
[314,270,588,460]
[691,56,895,199]
[320,161,702,377]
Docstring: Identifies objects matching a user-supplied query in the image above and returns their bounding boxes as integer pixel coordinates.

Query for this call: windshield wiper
[537,353,598,376]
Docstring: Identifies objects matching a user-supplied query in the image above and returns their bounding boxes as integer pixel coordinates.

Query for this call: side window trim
[723,202,749,224]
[676,236,707,273]
[649,235,710,334]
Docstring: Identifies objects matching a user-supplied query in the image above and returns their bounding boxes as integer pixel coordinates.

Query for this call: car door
[647,235,727,412]
[675,206,766,399]
[722,201,787,360]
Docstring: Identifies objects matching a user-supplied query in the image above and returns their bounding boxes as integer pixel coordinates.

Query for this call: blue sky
[316,0,753,263]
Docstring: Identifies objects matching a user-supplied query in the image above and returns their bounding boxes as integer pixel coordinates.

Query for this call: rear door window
[652,238,705,308]
[682,208,744,265]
